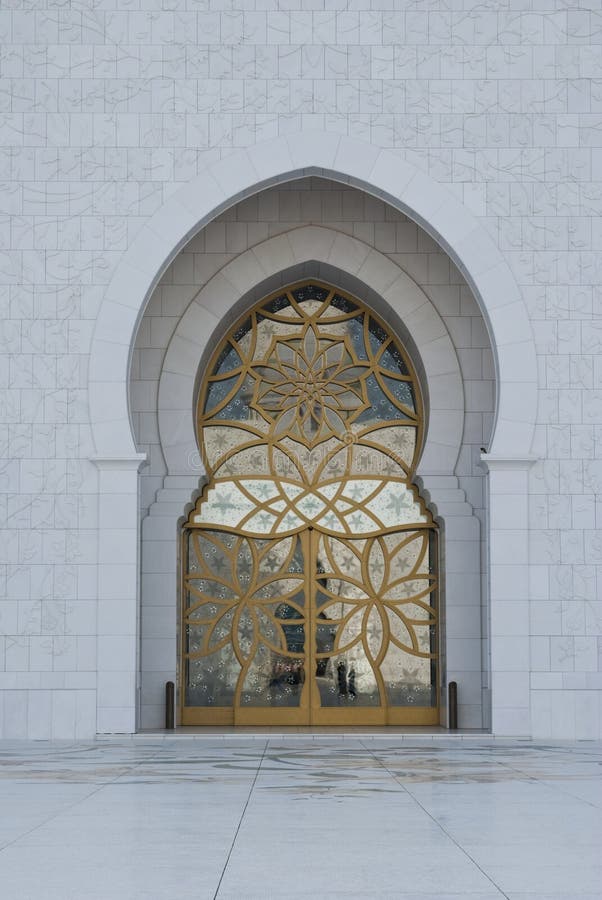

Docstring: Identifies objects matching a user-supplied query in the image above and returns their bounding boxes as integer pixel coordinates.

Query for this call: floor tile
[0,738,600,898]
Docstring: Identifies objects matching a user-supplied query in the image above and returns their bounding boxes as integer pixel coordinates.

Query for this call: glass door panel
[310,530,438,725]
[182,530,310,725]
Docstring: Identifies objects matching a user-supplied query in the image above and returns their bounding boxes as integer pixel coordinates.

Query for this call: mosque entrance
[180,282,439,726]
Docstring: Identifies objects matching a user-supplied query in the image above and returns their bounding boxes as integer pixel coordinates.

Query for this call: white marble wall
[1,1,601,739]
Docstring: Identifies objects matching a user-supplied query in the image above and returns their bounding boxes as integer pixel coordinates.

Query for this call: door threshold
[97,726,503,742]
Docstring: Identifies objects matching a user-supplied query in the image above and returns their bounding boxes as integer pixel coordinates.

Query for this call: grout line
[359,740,511,900]
[212,740,268,900]
[0,741,166,857]
[492,754,602,812]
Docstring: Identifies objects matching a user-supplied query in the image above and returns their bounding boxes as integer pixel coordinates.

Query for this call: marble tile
[0,739,600,898]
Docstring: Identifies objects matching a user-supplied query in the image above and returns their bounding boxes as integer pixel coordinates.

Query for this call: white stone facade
[0,2,600,740]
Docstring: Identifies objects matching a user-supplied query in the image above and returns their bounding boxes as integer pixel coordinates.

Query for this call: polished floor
[1,737,601,900]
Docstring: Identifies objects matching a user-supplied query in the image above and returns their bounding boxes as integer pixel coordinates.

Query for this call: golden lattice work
[181,282,439,726]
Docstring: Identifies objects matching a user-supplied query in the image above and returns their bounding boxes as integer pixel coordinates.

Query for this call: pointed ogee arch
[90,132,537,462]
[158,226,464,478]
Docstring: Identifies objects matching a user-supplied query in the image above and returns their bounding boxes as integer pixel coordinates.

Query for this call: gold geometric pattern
[194,476,429,536]
[181,282,439,726]
[313,532,437,712]
[184,531,306,711]
[252,327,370,447]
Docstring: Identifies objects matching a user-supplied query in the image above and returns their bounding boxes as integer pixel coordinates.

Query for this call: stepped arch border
[157,226,464,481]
[89,132,537,736]
[90,132,536,458]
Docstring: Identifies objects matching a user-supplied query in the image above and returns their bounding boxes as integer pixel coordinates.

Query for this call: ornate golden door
[181,282,439,726]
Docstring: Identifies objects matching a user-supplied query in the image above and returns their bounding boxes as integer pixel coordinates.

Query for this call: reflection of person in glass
[271,601,335,685]
[336,660,357,699]
[315,559,336,677]
[271,557,361,700]
[271,601,305,688]
[316,558,356,701]
[271,557,337,690]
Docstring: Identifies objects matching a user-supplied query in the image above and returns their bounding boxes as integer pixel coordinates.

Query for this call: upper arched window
[195,282,425,534]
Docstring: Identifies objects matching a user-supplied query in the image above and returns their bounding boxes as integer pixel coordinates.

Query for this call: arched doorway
[180,281,439,726]
[95,133,537,736]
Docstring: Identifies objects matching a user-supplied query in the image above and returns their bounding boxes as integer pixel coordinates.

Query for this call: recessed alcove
[128,176,494,731]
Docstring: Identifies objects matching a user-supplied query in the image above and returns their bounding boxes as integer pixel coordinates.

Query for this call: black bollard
[165,681,175,730]
[448,680,458,730]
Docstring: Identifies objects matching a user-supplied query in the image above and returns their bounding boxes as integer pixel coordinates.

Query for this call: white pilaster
[482,455,537,737]
[91,455,146,734]
[140,474,202,729]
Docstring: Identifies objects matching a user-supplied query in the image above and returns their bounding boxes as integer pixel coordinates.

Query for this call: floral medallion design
[251,327,370,448]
